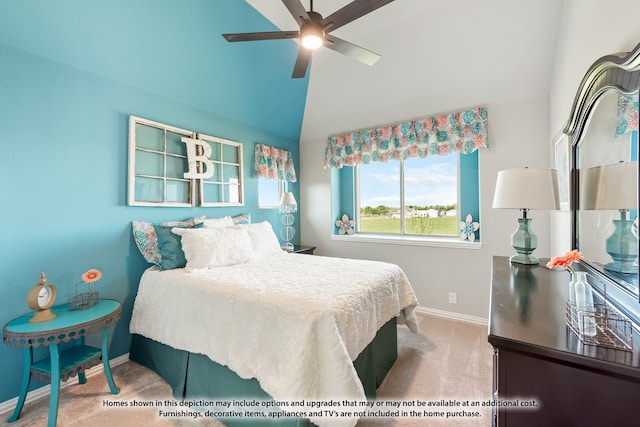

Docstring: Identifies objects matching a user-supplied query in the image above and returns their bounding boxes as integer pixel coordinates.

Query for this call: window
[325,106,487,243]
[259,177,283,208]
[330,150,479,242]
[358,155,458,236]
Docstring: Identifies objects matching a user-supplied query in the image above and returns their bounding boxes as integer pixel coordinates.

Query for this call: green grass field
[358,216,458,236]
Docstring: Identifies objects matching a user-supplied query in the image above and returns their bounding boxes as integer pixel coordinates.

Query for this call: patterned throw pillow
[132,216,204,265]
[232,213,251,225]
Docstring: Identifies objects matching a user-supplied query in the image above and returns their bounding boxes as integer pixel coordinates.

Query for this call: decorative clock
[26,272,57,323]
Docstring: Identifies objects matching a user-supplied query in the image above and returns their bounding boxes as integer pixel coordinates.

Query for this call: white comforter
[129,253,419,427]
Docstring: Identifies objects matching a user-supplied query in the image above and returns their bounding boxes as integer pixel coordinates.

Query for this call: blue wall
[0,1,308,402]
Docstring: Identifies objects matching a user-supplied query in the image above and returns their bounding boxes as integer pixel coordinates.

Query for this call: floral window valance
[324,106,489,169]
[616,93,639,137]
[254,143,297,182]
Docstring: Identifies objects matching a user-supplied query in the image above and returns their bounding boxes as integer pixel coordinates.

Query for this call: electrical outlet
[448,292,457,304]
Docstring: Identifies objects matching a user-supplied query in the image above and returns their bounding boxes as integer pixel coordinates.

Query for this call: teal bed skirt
[129,317,397,426]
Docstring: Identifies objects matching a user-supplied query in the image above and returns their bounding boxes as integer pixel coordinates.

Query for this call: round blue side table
[2,299,121,427]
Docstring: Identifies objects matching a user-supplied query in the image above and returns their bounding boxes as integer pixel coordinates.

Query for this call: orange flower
[546,250,583,273]
[81,269,102,284]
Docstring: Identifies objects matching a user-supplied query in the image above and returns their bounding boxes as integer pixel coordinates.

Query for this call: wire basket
[565,300,633,351]
[68,282,99,311]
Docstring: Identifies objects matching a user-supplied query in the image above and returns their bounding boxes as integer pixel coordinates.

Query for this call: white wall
[549,0,640,256]
[298,0,613,320]
[300,96,551,320]
[300,0,640,320]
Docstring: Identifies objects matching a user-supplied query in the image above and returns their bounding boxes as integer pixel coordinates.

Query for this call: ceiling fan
[222,0,395,78]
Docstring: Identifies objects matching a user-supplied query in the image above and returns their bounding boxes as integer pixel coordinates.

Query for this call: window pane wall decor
[128,116,244,207]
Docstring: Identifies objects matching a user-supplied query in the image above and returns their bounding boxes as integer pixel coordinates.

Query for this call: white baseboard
[415,305,488,326]
[0,353,130,416]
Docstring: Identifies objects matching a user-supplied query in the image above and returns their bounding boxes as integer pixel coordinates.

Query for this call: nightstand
[3,299,121,427]
[289,245,316,255]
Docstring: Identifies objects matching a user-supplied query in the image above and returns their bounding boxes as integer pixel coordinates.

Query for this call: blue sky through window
[258,177,280,207]
[359,155,457,208]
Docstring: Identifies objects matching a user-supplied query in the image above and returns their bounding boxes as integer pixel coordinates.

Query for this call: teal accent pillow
[154,223,203,270]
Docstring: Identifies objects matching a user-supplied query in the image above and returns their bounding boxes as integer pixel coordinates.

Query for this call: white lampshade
[279,192,297,213]
[580,161,637,210]
[492,168,560,210]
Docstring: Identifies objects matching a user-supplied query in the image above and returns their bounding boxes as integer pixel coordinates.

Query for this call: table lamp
[279,192,297,251]
[493,168,560,264]
[580,161,638,273]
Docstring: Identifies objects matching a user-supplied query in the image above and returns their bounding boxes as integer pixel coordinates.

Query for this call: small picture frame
[554,132,570,211]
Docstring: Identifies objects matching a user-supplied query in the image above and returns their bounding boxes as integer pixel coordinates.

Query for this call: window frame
[331,151,481,248]
[355,155,460,237]
[127,116,245,207]
[196,133,244,207]
[258,177,284,209]
[127,116,196,207]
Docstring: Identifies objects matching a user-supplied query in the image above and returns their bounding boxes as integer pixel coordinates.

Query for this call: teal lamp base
[510,217,539,265]
[604,219,638,274]
[510,254,539,265]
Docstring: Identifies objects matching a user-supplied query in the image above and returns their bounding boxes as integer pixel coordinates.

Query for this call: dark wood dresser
[488,256,640,427]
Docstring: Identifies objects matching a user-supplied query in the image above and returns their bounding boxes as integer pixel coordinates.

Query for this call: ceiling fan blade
[324,34,380,66]
[292,48,313,78]
[222,31,299,42]
[321,0,394,33]
[281,0,311,26]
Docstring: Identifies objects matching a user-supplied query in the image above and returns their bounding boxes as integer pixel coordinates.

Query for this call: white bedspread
[129,253,418,427]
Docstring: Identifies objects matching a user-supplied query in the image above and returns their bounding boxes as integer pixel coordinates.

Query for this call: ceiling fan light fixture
[222,0,395,78]
[300,25,324,50]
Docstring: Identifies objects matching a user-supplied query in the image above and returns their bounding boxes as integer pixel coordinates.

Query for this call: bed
[128,219,419,427]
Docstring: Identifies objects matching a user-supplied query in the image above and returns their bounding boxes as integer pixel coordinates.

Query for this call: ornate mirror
[564,43,640,325]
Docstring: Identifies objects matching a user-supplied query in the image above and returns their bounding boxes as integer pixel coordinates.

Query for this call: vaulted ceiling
[246,0,565,141]
[0,0,565,144]
[0,0,309,141]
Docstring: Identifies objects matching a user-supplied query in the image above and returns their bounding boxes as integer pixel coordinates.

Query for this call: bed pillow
[237,221,283,259]
[171,227,254,270]
[232,213,251,225]
[154,223,203,270]
[202,216,234,229]
[132,216,204,265]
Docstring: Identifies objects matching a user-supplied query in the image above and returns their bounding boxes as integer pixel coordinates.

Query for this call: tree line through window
[357,155,458,236]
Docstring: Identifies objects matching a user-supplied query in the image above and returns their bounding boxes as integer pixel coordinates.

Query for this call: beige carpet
[1,313,493,427]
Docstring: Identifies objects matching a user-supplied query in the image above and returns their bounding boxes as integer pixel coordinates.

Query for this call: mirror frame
[563,42,640,325]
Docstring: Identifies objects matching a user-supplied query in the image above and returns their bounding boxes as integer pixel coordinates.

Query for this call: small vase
[567,272,577,305]
[574,271,597,337]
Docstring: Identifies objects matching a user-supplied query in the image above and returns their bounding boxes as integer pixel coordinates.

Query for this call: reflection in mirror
[509,264,538,322]
[564,42,640,322]
[576,89,639,297]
